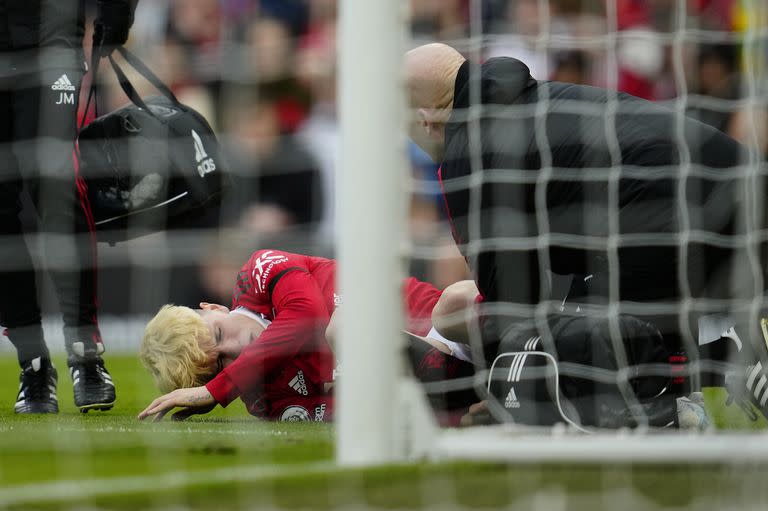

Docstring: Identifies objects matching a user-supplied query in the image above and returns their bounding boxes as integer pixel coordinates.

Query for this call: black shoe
[722,314,768,420]
[724,363,766,421]
[15,357,58,414]
[68,342,115,413]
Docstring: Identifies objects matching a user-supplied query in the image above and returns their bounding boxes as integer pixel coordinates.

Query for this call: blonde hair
[139,305,215,393]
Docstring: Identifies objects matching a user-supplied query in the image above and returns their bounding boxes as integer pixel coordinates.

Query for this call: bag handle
[110,46,180,110]
[79,46,180,131]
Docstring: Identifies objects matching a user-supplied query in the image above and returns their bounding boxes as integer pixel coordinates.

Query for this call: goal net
[1,0,768,509]
[337,0,768,467]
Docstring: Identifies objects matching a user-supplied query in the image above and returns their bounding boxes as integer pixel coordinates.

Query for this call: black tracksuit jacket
[0,1,85,51]
[440,58,751,350]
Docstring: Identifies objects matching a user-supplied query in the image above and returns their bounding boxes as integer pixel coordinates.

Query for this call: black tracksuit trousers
[0,59,101,364]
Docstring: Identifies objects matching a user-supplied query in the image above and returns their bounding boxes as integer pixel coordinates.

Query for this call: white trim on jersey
[230,306,272,329]
[426,326,473,363]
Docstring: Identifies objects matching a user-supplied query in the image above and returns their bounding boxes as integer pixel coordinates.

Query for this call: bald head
[405,43,466,109]
[404,43,466,161]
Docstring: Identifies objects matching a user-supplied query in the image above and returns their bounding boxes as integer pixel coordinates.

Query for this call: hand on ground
[138,386,216,422]
[460,401,491,427]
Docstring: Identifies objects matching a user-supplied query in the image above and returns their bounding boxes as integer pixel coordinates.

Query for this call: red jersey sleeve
[402,277,442,337]
[206,250,331,406]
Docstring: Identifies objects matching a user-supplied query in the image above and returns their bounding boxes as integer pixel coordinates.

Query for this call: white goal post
[336,0,410,465]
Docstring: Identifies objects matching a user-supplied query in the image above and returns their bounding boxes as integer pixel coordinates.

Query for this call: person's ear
[417,107,431,136]
[199,302,230,313]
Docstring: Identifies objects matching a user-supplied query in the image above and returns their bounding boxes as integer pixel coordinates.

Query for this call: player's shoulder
[246,249,307,294]
[248,249,311,269]
[250,248,296,261]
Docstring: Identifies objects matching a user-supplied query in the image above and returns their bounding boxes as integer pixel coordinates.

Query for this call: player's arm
[205,269,330,407]
[409,332,453,355]
[431,280,479,344]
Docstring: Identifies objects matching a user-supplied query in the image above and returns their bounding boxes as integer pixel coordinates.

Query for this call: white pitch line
[0,425,292,436]
[0,461,336,506]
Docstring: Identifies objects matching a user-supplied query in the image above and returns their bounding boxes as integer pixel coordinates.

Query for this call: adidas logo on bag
[52,74,76,91]
[192,129,216,177]
[504,387,520,409]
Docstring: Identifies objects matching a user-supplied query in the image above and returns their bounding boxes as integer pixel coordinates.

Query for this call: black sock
[698,336,743,387]
[6,324,50,366]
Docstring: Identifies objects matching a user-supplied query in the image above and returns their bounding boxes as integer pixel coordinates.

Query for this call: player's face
[198,303,266,375]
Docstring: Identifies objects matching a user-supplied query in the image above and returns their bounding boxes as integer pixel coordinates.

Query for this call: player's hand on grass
[138,386,216,422]
[460,401,492,427]
[167,402,217,421]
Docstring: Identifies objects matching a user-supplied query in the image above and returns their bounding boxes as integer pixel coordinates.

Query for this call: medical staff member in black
[405,43,767,420]
[0,0,137,413]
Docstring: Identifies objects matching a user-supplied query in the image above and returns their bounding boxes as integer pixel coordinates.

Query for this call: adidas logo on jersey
[504,387,520,409]
[52,74,76,91]
[192,129,216,177]
[289,370,309,396]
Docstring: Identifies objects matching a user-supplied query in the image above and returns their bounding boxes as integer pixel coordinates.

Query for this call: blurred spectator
[407,143,470,287]
[245,15,312,132]
[296,2,339,240]
[485,0,554,79]
[408,143,442,282]
[411,0,467,42]
[259,0,310,37]
[129,0,172,55]
[248,16,295,84]
[692,0,738,31]
[197,239,245,305]
[615,27,664,99]
[688,43,742,134]
[551,51,590,84]
[222,90,324,234]
[99,0,764,311]
[166,0,222,87]
[614,0,664,100]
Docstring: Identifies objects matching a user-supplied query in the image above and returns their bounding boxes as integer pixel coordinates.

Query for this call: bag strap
[107,52,151,112]
[110,46,180,109]
[80,46,180,130]
[78,46,104,132]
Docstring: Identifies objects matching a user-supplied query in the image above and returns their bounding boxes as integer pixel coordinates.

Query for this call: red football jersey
[205,249,443,421]
[239,359,334,422]
[402,276,442,336]
[206,250,337,408]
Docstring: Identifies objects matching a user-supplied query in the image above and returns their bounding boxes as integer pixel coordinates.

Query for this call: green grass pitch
[1,354,768,510]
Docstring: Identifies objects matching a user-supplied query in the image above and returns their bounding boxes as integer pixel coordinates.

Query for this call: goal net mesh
[0,0,767,509]
[403,0,768,458]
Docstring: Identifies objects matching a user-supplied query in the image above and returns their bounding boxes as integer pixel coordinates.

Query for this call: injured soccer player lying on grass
[136,247,715,431]
[137,249,478,425]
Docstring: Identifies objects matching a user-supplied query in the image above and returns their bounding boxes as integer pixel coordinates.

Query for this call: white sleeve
[426,327,473,363]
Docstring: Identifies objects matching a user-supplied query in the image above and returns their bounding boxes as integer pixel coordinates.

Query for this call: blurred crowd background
[70,0,767,321]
